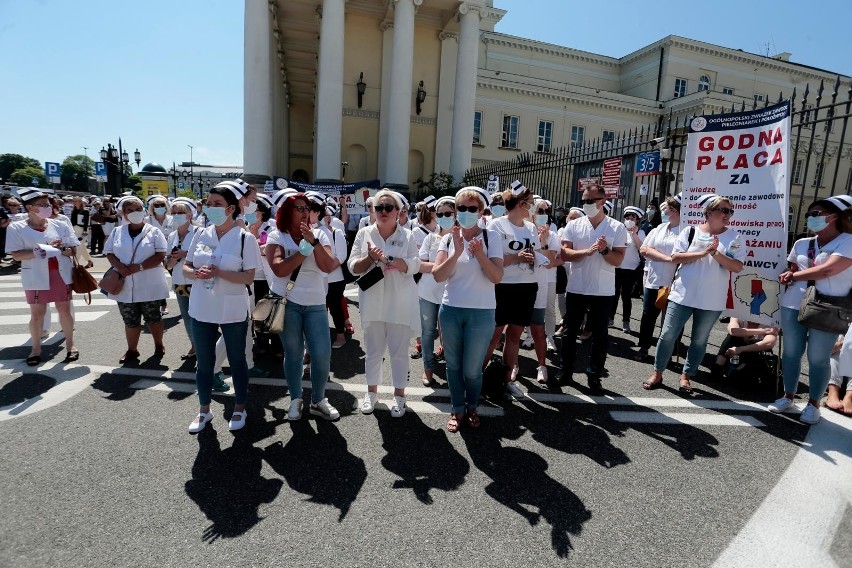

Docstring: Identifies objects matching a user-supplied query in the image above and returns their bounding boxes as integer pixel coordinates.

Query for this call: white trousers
[364,321,411,389]
[545,282,557,334]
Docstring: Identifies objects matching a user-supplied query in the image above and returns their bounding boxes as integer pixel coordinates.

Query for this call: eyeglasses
[457,205,479,213]
[712,207,735,216]
[804,211,830,218]
[537,209,551,214]
[581,198,604,205]
[373,204,398,213]
[435,211,454,218]
[293,205,310,213]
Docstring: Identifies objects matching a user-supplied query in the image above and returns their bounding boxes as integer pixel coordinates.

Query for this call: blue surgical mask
[172,214,188,225]
[437,216,455,230]
[807,215,830,233]
[298,239,315,256]
[457,211,478,229]
[661,213,670,224]
[490,205,506,217]
[244,213,258,224]
[203,206,229,227]
[646,208,655,218]
[535,214,548,227]
[154,207,166,215]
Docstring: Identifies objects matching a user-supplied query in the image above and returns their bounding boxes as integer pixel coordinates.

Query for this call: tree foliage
[10,166,47,188]
[61,154,95,193]
[411,171,458,200]
[0,154,40,182]
[125,174,142,193]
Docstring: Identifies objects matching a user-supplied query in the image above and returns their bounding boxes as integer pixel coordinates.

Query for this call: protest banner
[681,101,790,326]
[282,179,382,212]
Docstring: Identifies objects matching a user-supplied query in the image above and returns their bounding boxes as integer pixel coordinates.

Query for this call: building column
[449,3,482,182]
[376,21,394,180]
[433,32,458,174]
[314,0,346,180]
[244,0,274,178]
[383,0,422,186]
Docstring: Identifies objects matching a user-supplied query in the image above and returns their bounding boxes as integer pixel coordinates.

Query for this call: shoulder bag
[98,226,150,296]
[252,264,300,335]
[655,226,695,310]
[797,238,852,333]
[71,257,99,304]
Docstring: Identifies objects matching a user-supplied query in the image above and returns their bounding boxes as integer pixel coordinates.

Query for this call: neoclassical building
[245,0,850,195]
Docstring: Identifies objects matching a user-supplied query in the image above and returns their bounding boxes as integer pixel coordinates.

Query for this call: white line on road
[0,333,65,349]
[0,298,114,310]
[0,311,109,325]
[712,410,852,568]
[609,411,765,427]
[0,368,97,421]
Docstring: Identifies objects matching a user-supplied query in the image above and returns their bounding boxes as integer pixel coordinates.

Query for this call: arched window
[698,75,711,92]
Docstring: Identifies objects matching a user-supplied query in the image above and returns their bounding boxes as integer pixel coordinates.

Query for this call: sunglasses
[293,205,310,213]
[435,211,454,218]
[581,198,604,204]
[457,205,479,213]
[713,207,735,216]
[804,211,831,218]
[373,204,398,214]
[537,209,551,214]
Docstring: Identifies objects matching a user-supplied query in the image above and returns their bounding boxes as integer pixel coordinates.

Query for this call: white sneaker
[228,410,247,431]
[800,404,821,425]
[536,365,548,384]
[546,337,557,353]
[768,396,797,413]
[309,398,340,421]
[510,365,520,382]
[390,396,407,418]
[521,336,534,349]
[360,392,378,414]
[287,398,303,421]
[505,382,524,399]
[188,411,213,433]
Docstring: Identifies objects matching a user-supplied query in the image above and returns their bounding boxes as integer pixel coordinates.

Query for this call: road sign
[635,151,660,177]
[602,157,622,199]
[95,162,108,182]
[44,162,61,183]
[263,180,274,192]
[178,182,185,190]
[486,174,500,193]
[31,177,39,186]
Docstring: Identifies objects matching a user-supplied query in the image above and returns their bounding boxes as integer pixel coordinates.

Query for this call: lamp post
[187,144,194,196]
[99,139,141,196]
[82,146,89,193]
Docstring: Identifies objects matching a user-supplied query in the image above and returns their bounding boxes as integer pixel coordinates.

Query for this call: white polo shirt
[669,226,746,311]
[562,215,629,296]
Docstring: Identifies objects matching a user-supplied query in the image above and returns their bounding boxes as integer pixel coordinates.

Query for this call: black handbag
[355,264,384,291]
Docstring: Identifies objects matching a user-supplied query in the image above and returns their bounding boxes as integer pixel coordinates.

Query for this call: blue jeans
[192,317,249,406]
[439,304,495,413]
[419,298,440,372]
[653,302,721,376]
[638,287,663,349]
[780,306,836,400]
[279,301,331,404]
[175,293,193,347]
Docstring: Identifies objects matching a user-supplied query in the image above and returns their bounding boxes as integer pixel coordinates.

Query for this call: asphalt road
[0,258,850,568]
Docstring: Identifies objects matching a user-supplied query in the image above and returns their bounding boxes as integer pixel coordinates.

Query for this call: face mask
[555,212,564,219]
[154,207,166,215]
[244,201,257,214]
[624,219,636,229]
[490,205,506,217]
[244,213,258,224]
[582,203,600,217]
[807,215,830,233]
[35,206,53,219]
[319,218,327,226]
[457,211,478,229]
[126,211,146,225]
[298,239,315,256]
[535,214,548,227]
[646,209,655,218]
[661,213,670,224]
[437,216,455,230]
[172,214,188,225]
[203,206,229,227]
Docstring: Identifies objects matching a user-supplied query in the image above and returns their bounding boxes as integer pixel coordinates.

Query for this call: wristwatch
[386,256,395,264]
[599,247,610,256]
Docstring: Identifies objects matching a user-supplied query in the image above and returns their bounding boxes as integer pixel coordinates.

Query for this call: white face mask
[624,219,636,229]
[126,211,146,225]
[582,203,600,217]
[244,201,257,214]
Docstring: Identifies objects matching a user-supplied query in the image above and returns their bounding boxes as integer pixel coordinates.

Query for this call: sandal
[643,373,663,390]
[434,347,444,361]
[678,377,693,394]
[153,345,166,358]
[26,355,41,367]
[447,414,461,433]
[119,350,140,364]
[466,409,481,429]
[180,350,196,360]
[63,350,80,363]
[421,373,434,387]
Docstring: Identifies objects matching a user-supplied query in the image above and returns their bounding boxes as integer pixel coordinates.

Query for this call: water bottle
[204,250,221,290]
[726,235,742,259]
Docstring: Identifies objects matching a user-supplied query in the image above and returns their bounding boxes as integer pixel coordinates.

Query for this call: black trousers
[610,267,639,322]
[560,293,612,377]
[638,287,664,349]
[326,280,346,333]
[90,224,106,254]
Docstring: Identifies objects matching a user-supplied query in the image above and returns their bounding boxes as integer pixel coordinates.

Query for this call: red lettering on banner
[770,148,783,165]
[699,137,714,151]
[718,136,735,151]
[754,151,768,167]
[738,133,754,149]
[697,156,712,170]
[715,155,729,170]
[734,154,749,169]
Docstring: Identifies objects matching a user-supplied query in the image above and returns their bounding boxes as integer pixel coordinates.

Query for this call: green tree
[10,166,47,188]
[61,154,95,193]
[125,174,142,194]
[176,188,197,199]
[0,154,40,182]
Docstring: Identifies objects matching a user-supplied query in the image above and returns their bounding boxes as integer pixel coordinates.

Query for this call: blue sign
[45,162,61,181]
[635,151,660,177]
[178,182,185,190]
[31,177,39,186]
[95,162,107,176]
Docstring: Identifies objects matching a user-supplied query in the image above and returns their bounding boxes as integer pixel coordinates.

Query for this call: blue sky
[1,0,849,177]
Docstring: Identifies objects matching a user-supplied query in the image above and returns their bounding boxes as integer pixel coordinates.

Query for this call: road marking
[0,367,97,421]
[0,311,109,325]
[0,333,65,349]
[712,410,852,568]
[0,298,114,310]
[609,411,765,427]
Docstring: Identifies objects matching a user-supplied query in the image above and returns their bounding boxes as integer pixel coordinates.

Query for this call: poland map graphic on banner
[681,101,790,326]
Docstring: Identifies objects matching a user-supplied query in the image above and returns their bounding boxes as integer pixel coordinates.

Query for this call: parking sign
[95,162,108,182]
[45,162,61,183]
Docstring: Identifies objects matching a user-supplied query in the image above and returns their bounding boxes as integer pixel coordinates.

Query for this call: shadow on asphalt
[0,373,55,407]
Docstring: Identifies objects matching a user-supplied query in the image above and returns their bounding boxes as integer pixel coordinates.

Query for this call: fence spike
[740,100,746,112]
[777,91,783,104]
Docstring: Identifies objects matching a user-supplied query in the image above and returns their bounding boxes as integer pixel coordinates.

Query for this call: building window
[698,75,711,92]
[722,86,734,95]
[791,159,803,185]
[501,115,519,149]
[824,107,835,133]
[801,104,813,129]
[570,125,585,148]
[812,162,824,187]
[602,130,615,143]
[472,111,482,145]
[754,93,766,105]
[537,120,553,153]
[674,78,687,98]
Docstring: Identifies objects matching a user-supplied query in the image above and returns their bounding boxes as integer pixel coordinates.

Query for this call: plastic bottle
[726,235,742,258]
[204,250,221,290]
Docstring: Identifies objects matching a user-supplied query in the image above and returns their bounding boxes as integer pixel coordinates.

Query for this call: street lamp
[99,138,140,196]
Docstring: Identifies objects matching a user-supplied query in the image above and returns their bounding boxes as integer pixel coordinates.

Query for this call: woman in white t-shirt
[645,194,745,394]
[635,195,683,361]
[183,186,261,433]
[769,195,852,425]
[483,183,539,397]
[433,187,503,431]
[527,198,559,383]
[267,192,340,422]
[319,202,349,349]
[104,196,170,364]
[164,198,202,361]
[146,195,176,241]
[348,190,421,418]
[6,188,80,366]
[416,196,454,386]
[610,206,646,332]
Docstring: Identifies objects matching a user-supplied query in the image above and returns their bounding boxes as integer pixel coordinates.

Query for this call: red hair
[275,193,308,235]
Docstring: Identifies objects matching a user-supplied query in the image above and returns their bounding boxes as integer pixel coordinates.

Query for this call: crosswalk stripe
[609,411,765,427]
[0,274,104,282]
[0,298,115,310]
[0,333,65,349]
[0,311,109,325]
